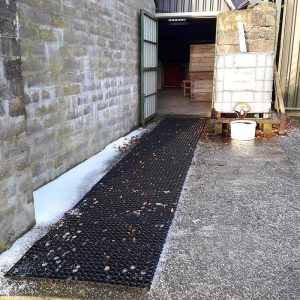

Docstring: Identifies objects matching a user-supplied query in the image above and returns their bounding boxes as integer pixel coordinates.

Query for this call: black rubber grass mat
[6,117,206,289]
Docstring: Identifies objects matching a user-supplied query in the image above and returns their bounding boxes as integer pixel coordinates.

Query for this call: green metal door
[140,10,158,124]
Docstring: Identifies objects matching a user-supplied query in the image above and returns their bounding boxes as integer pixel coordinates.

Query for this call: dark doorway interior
[158,18,216,64]
[157,18,216,116]
[163,63,186,87]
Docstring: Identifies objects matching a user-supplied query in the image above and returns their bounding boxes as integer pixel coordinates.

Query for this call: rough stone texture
[0,0,155,252]
[17,0,155,189]
[0,0,35,252]
[216,3,276,53]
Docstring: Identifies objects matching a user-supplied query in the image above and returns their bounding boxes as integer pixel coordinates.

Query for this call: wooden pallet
[274,68,288,134]
[191,80,213,102]
[189,44,215,103]
[210,114,281,134]
[189,62,214,72]
[189,72,214,81]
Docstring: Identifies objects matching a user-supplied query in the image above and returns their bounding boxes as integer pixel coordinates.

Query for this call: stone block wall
[0,0,155,252]
[17,0,155,189]
[0,0,35,252]
[216,2,276,53]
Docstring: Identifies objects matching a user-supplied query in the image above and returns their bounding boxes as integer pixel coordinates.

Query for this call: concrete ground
[157,88,212,117]
[1,118,300,300]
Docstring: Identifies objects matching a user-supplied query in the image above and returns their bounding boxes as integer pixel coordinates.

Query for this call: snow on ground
[0,125,152,295]
[34,127,147,226]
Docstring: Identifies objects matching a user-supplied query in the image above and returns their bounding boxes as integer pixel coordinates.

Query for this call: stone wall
[0,0,155,252]
[17,0,155,189]
[216,3,276,53]
[0,0,35,252]
[213,3,277,116]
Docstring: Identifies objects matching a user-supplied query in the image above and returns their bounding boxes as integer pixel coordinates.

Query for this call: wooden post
[274,69,286,114]
[274,67,288,134]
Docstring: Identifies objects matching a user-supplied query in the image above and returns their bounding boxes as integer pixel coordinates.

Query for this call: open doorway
[157,17,216,116]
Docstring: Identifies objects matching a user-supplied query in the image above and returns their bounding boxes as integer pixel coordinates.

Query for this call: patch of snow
[0,227,47,273]
[0,125,153,296]
[0,226,47,295]
[34,127,147,226]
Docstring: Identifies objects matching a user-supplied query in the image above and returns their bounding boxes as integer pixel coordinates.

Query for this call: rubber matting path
[7,117,206,289]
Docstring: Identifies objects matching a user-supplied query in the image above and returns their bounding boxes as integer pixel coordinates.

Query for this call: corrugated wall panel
[155,0,224,13]
[278,0,300,108]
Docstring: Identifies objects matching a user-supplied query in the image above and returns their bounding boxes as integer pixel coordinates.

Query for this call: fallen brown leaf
[133,210,142,216]
[156,203,167,208]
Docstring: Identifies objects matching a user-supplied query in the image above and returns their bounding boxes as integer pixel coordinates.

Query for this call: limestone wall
[0,0,155,252]
[17,0,155,189]
[0,0,35,251]
[216,3,276,53]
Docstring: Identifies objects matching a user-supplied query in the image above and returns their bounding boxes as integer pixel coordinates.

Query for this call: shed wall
[17,0,155,189]
[278,0,300,109]
[0,0,155,252]
[155,0,225,13]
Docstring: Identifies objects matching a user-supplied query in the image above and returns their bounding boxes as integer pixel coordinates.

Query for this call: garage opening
[157,17,217,116]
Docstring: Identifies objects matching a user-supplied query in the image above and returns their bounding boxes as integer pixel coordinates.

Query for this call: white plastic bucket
[230,120,257,141]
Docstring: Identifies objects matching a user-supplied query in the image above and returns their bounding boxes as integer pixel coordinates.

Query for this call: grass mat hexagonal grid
[6,117,206,289]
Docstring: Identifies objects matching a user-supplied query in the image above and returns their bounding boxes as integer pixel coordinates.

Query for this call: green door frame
[140,9,158,124]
